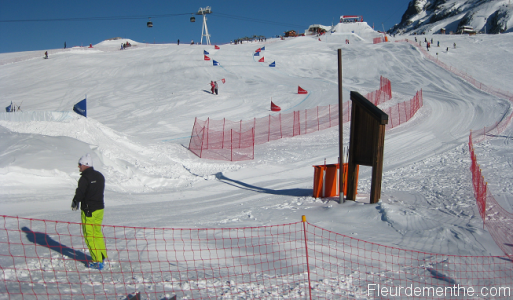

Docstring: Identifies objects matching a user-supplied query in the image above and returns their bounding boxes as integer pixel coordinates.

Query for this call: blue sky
[0,0,412,53]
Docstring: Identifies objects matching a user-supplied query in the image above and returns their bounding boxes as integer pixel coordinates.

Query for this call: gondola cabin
[147,18,153,28]
[190,16,196,22]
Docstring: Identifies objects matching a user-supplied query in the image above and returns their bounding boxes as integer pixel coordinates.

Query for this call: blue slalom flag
[213,60,220,66]
[261,46,265,51]
[269,61,276,67]
[5,101,13,112]
[254,52,259,56]
[73,98,87,117]
[204,50,209,55]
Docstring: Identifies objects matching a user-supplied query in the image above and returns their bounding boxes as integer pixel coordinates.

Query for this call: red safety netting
[396,38,513,260]
[468,111,513,144]
[469,131,513,257]
[397,39,513,103]
[1,215,512,299]
[189,117,255,161]
[373,37,385,44]
[385,89,423,130]
[189,77,393,161]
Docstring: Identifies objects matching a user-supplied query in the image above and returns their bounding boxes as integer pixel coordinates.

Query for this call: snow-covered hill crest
[390,0,513,35]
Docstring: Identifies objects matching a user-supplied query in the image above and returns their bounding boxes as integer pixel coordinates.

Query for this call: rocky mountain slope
[389,0,513,34]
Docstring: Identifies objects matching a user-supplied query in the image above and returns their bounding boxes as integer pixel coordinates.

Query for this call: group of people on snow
[413,36,459,53]
[210,81,219,95]
[120,42,132,50]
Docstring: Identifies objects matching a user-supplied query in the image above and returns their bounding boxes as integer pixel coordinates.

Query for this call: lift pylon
[196,6,212,45]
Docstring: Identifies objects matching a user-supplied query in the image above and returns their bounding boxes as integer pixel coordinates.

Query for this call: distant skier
[191,40,194,45]
[177,39,180,45]
[210,81,215,94]
[44,51,48,59]
[454,42,456,49]
[214,81,219,95]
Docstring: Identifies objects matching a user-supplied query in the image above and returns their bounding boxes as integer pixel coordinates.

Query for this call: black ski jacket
[73,167,105,214]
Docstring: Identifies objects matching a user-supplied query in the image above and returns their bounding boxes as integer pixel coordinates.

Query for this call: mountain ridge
[389,0,513,35]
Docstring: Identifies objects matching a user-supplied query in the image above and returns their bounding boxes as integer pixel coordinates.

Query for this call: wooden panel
[347,91,388,203]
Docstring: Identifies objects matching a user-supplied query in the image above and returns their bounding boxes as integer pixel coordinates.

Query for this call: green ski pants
[81,209,107,262]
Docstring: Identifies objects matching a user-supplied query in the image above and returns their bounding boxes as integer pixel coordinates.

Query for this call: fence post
[189,117,197,152]
[410,98,413,119]
[297,111,301,136]
[329,104,332,127]
[206,117,210,150]
[305,109,308,134]
[302,215,312,300]
[483,181,487,229]
[199,126,206,158]
[279,114,283,138]
[222,118,226,149]
[404,101,408,122]
[317,106,320,131]
[398,104,401,124]
[268,115,271,142]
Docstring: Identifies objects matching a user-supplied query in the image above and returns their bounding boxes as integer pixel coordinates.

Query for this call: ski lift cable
[0,13,193,23]
[1,11,304,29]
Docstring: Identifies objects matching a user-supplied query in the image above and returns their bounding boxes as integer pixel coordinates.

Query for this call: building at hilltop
[339,15,363,23]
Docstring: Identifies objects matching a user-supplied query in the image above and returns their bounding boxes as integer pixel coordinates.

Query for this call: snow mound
[329,22,383,42]
[95,38,142,48]
[0,111,202,193]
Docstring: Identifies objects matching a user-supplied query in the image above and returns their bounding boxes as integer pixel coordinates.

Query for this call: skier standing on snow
[210,81,215,94]
[44,51,48,59]
[214,81,219,95]
[71,154,107,270]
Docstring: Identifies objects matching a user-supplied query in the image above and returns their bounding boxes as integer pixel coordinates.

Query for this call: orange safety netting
[1,215,512,299]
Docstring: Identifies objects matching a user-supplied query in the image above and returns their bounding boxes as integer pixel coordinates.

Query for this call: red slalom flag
[215,45,220,49]
[221,78,226,83]
[271,101,281,112]
[255,48,261,52]
[204,55,210,61]
[298,86,308,94]
[259,57,265,62]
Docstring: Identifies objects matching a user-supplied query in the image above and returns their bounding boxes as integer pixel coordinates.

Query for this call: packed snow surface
[1,32,513,260]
